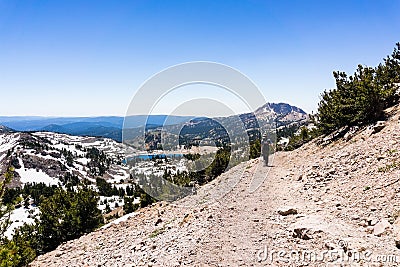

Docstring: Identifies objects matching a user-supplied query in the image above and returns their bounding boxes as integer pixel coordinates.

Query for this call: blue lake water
[124,153,184,163]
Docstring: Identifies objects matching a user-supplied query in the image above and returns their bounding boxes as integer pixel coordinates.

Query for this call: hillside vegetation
[280,43,400,151]
[317,43,400,134]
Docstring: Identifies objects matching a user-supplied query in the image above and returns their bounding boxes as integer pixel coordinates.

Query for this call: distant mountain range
[0,116,123,131]
[0,115,195,142]
[0,103,307,142]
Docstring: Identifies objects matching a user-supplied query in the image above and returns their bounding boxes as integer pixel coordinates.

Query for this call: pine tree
[317,43,400,134]
[0,167,19,266]
[37,186,103,253]
[0,167,15,240]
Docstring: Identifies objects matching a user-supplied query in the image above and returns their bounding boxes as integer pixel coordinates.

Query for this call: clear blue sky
[0,0,399,116]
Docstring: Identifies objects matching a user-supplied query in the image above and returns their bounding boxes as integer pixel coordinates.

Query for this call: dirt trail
[183,158,287,264]
[31,155,341,267]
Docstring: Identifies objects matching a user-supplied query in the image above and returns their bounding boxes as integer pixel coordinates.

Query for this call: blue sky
[0,0,399,116]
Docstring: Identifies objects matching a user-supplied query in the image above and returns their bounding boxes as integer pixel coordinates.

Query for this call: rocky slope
[0,131,138,237]
[31,105,400,266]
[0,131,133,186]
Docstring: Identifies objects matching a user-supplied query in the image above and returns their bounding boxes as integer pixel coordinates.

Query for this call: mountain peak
[255,102,307,115]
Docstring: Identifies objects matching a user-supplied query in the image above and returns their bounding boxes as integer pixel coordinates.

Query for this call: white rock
[373,219,391,236]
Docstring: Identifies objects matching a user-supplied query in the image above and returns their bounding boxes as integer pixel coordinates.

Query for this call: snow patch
[16,158,60,185]
[4,205,39,239]
[101,212,137,229]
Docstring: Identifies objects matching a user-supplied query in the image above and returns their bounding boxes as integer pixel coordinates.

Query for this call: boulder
[277,207,298,216]
[290,215,352,241]
[293,228,312,240]
[373,121,386,134]
[392,218,400,249]
[344,126,359,141]
[373,219,391,236]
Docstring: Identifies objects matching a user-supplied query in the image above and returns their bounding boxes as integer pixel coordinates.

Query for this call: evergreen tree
[37,186,103,253]
[249,139,261,159]
[0,167,15,240]
[123,196,138,213]
[0,167,22,266]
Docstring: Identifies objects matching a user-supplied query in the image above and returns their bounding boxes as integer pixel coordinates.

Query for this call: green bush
[249,139,261,159]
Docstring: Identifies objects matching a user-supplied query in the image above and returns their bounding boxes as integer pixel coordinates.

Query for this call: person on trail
[261,139,270,166]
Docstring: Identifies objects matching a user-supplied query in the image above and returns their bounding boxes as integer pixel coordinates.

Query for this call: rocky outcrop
[277,206,298,216]
[0,132,131,186]
[373,121,386,133]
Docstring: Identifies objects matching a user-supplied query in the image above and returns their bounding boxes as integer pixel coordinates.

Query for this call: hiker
[261,139,270,166]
